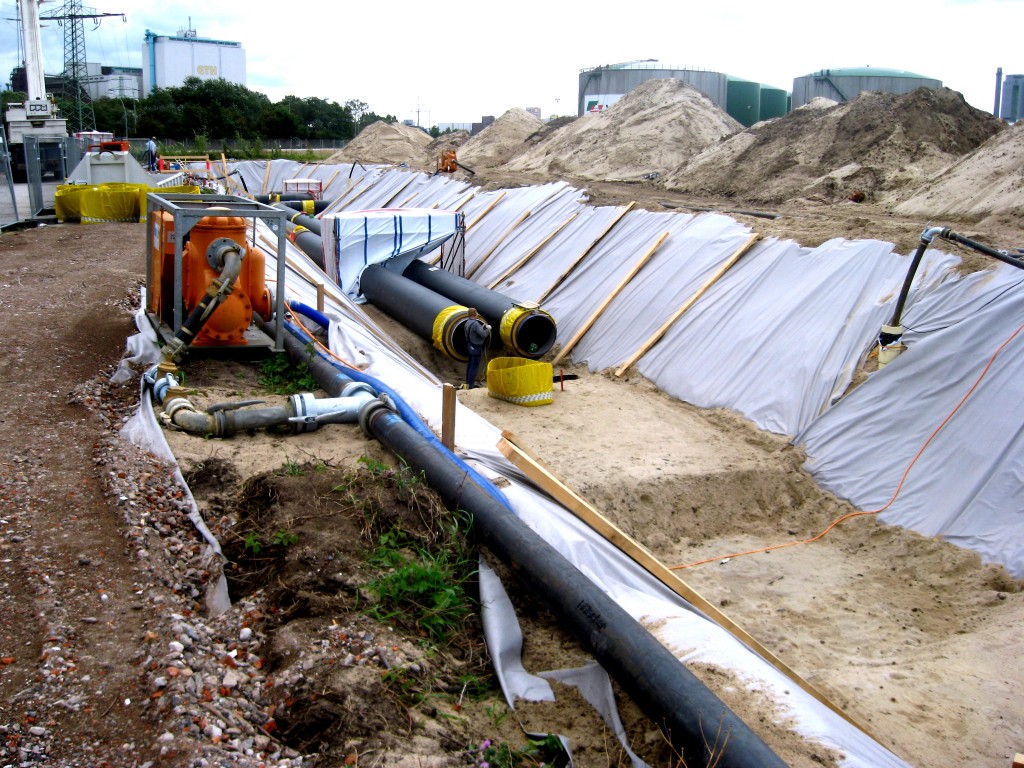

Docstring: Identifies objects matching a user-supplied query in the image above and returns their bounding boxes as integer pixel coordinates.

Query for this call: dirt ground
[2,84,1024,768]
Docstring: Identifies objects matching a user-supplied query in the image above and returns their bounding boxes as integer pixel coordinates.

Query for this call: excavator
[435,148,475,175]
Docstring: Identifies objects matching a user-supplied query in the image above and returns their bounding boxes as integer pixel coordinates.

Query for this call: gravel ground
[0,222,311,767]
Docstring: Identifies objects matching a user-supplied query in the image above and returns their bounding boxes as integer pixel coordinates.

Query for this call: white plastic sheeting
[798,263,1024,577]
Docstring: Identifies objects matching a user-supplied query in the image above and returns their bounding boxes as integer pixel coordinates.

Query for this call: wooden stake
[466,210,532,280]
[497,430,878,741]
[536,201,636,303]
[380,175,416,208]
[552,230,668,365]
[486,211,579,290]
[441,384,456,449]
[316,283,325,313]
[615,233,761,377]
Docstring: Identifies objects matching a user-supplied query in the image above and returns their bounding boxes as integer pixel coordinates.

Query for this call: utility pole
[40,1,126,133]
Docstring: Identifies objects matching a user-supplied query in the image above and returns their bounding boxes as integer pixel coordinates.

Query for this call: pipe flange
[358,396,394,438]
[206,237,243,270]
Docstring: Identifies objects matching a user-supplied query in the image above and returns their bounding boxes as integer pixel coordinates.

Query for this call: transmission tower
[40,1,125,133]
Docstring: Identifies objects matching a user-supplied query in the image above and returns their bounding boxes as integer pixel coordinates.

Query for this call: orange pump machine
[145,194,288,357]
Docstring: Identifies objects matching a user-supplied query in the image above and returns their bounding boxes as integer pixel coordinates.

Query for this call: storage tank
[577,61,728,115]
[725,77,761,127]
[759,86,789,121]
[791,67,941,109]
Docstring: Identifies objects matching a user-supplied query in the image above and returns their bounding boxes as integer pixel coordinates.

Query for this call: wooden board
[536,202,635,303]
[614,233,761,377]
[497,429,876,740]
[551,230,668,365]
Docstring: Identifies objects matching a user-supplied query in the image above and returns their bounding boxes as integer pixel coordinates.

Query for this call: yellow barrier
[486,357,553,407]
[54,183,203,223]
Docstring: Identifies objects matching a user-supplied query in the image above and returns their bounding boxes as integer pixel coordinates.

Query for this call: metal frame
[144,192,288,352]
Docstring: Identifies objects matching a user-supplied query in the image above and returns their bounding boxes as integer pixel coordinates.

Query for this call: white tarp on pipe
[320,208,463,298]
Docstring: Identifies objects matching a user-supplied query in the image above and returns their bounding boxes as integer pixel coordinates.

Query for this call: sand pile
[326,120,433,169]
[428,129,470,155]
[455,108,545,169]
[501,78,742,181]
[894,119,1024,228]
[661,86,1005,206]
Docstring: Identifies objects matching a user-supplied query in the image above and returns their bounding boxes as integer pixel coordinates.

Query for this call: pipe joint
[358,394,397,438]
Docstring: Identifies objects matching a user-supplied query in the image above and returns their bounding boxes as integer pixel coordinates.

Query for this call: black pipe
[884,226,1024,345]
[360,402,787,768]
[284,220,325,270]
[280,198,333,215]
[253,192,315,204]
[402,259,557,358]
[360,263,473,360]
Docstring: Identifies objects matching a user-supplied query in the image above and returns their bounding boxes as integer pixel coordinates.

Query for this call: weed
[272,530,299,547]
[257,350,317,395]
[468,734,569,768]
[279,459,303,477]
[243,532,263,556]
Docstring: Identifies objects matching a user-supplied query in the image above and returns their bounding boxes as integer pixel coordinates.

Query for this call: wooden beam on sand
[551,230,668,366]
[536,201,636,304]
[614,232,761,377]
[465,210,532,280]
[497,430,878,741]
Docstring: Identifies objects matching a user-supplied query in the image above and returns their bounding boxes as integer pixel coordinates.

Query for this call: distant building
[141,24,246,95]
[526,107,541,120]
[999,74,1024,122]
[791,67,941,109]
[471,115,495,136]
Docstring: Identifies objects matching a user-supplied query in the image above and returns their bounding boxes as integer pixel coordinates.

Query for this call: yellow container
[486,357,553,407]
[80,183,144,224]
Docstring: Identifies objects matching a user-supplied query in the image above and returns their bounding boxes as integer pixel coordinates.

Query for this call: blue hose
[283,305,512,510]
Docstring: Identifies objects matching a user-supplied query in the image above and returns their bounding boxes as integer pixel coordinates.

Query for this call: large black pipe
[402,259,557,358]
[360,263,474,360]
[253,192,315,204]
[284,220,325,270]
[359,401,787,768]
[280,198,333,215]
[273,203,322,236]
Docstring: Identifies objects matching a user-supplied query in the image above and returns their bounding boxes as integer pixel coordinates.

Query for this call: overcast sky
[1,0,1019,126]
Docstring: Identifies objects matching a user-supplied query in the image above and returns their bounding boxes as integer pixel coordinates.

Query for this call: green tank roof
[807,67,932,79]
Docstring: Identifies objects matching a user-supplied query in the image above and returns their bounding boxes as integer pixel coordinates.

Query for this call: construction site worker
[464,308,491,389]
[146,137,158,171]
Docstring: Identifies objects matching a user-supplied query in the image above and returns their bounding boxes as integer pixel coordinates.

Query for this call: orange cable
[671,318,1024,571]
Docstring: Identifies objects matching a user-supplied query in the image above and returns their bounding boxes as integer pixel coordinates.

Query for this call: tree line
[3,76,398,143]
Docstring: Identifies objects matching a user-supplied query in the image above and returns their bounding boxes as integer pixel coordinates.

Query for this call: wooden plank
[497,430,877,740]
[321,169,341,197]
[319,175,373,217]
[380,175,416,208]
[614,232,761,377]
[465,210,531,280]
[261,160,272,195]
[536,201,636,303]
[486,211,579,290]
[552,230,668,365]
[466,191,506,232]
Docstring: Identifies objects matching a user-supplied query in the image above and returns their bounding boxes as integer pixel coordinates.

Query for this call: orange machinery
[148,209,271,348]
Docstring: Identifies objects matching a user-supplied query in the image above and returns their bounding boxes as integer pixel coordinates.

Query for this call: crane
[3,0,69,181]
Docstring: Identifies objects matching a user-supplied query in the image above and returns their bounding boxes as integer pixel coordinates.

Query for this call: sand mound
[428,129,470,154]
[502,78,742,181]
[661,87,1004,206]
[456,108,545,169]
[327,120,433,168]
[894,119,1024,227]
